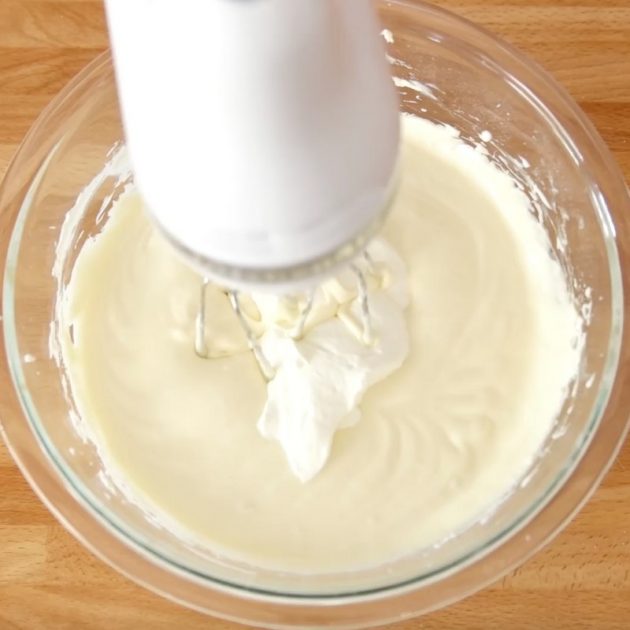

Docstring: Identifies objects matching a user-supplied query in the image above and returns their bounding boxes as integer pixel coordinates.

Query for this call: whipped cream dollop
[253,240,409,481]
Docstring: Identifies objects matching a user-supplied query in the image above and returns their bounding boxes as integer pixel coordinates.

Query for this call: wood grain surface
[1,1,629,628]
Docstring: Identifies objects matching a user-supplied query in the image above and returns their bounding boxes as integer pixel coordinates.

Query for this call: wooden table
[1,1,629,628]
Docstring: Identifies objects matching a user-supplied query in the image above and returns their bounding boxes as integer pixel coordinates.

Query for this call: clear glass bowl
[1,1,629,628]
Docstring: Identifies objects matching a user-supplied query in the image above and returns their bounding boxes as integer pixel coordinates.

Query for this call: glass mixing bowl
[1,1,629,628]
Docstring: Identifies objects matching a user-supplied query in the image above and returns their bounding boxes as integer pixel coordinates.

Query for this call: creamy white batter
[58,115,582,573]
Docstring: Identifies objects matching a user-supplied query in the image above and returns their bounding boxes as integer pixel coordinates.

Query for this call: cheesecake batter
[58,115,582,573]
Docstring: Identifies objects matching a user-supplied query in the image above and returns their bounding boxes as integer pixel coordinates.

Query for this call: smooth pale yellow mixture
[59,116,581,573]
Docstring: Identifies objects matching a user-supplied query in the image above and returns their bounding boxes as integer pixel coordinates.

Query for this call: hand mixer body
[105,0,400,291]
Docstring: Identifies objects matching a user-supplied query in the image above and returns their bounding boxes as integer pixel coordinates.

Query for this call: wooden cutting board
[1,1,629,628]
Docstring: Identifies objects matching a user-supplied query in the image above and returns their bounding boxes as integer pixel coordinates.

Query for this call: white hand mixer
[105,0,400,368]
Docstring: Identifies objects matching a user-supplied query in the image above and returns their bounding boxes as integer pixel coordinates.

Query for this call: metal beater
[193,251,376,380]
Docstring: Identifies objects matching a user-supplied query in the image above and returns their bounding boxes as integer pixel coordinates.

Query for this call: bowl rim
[1,0,630,626]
